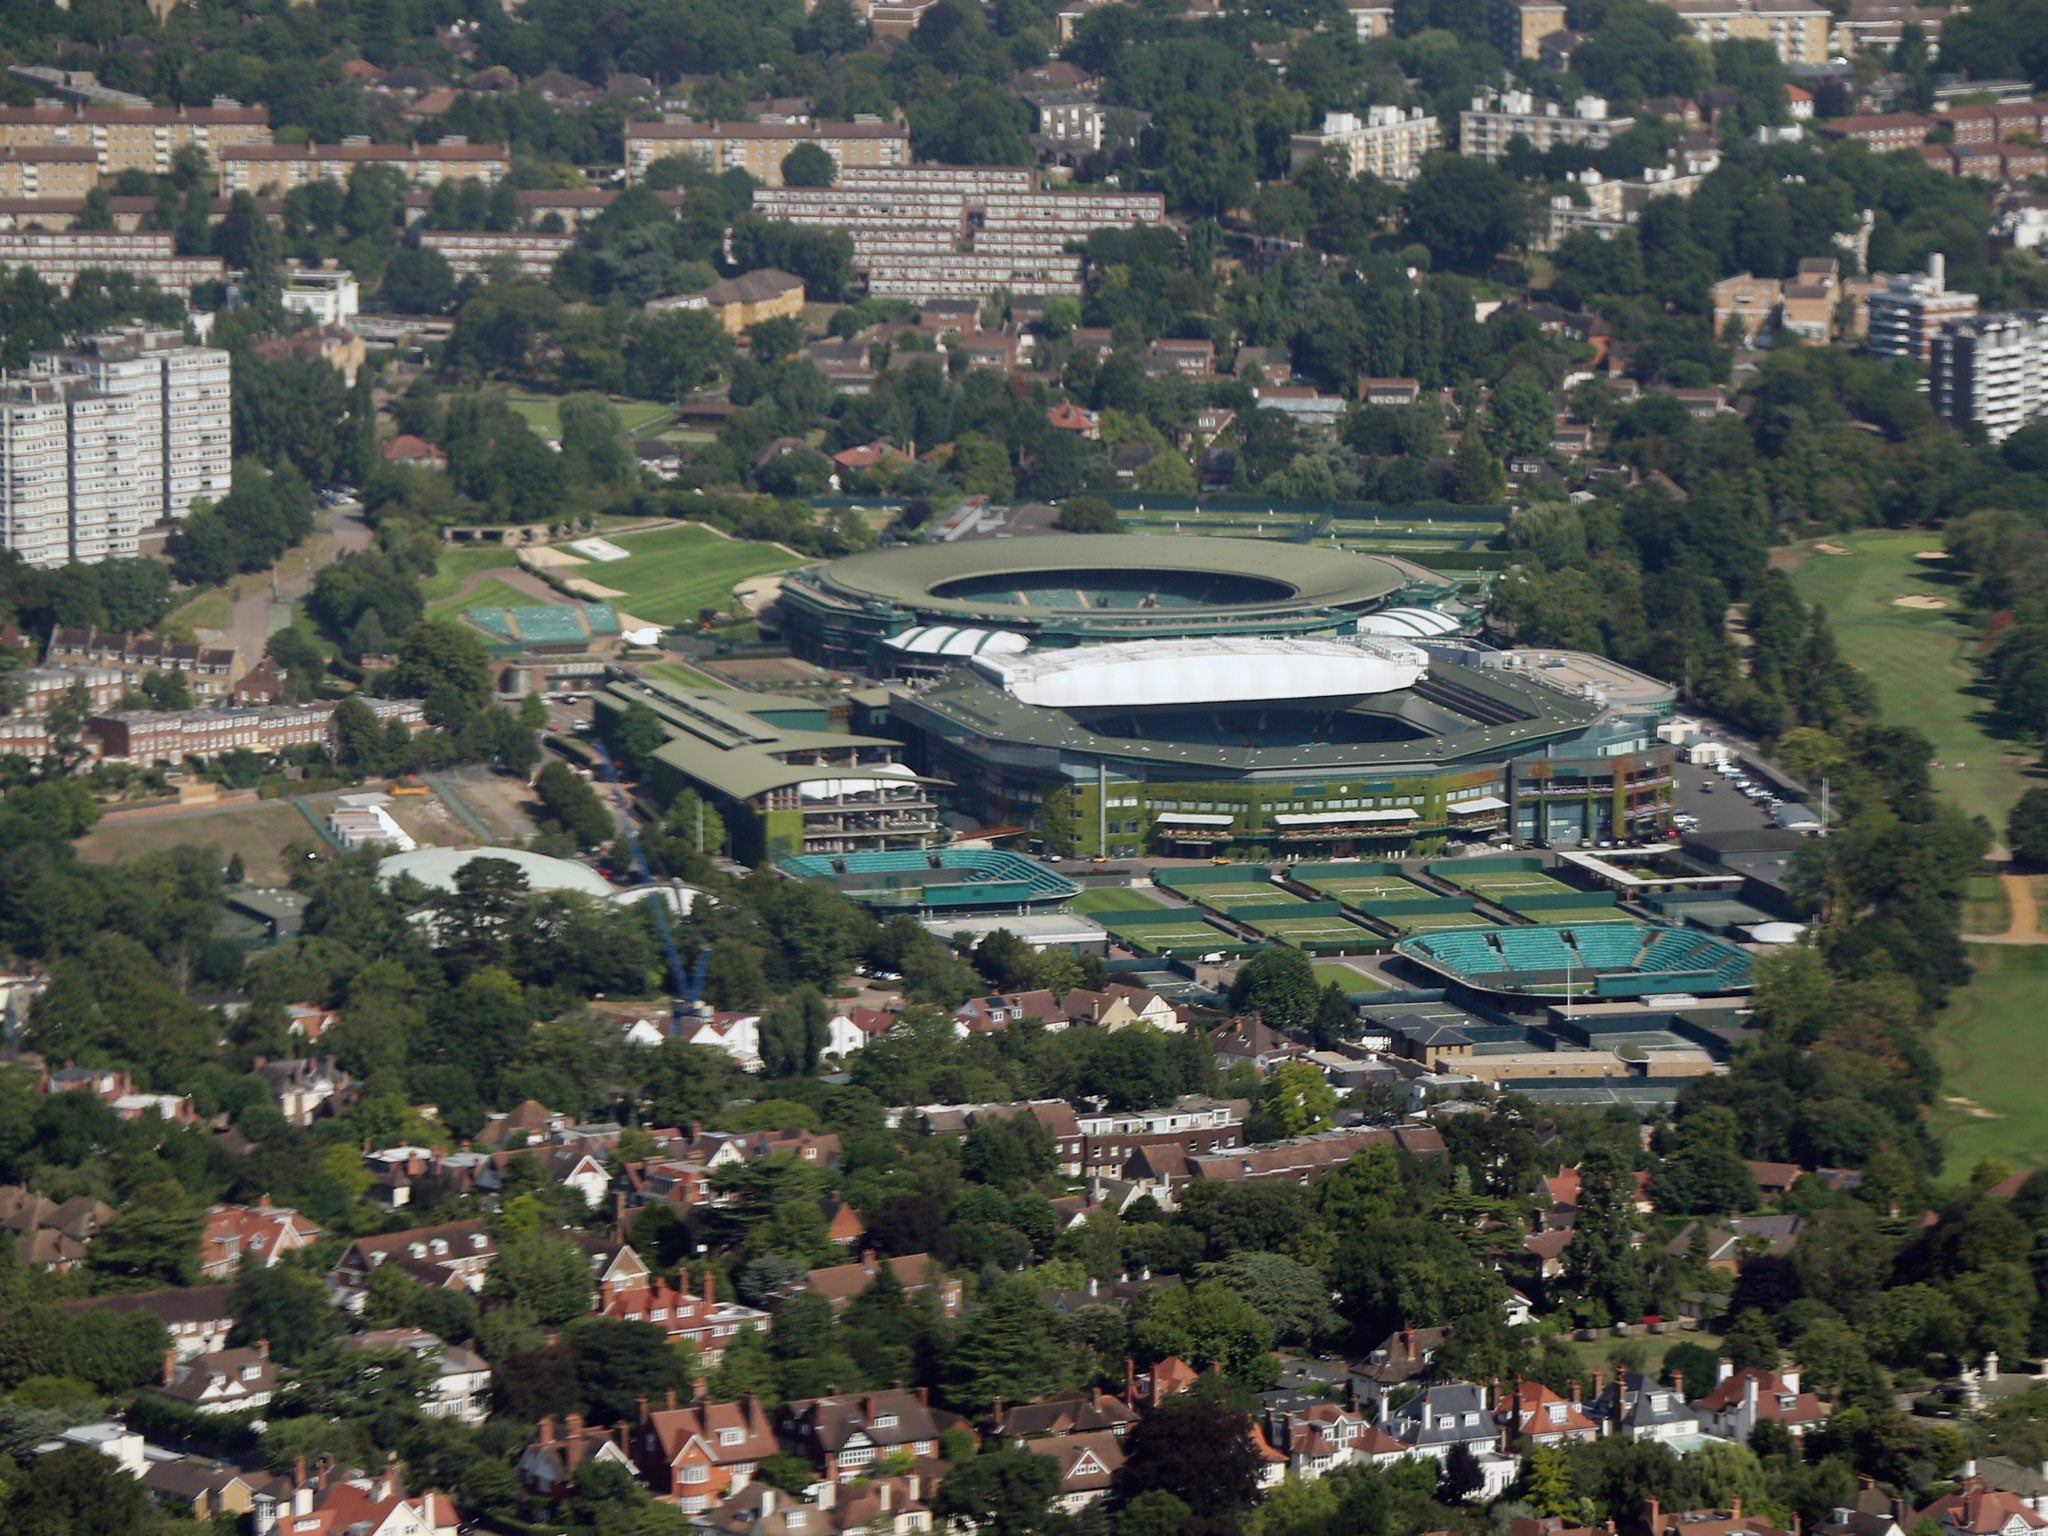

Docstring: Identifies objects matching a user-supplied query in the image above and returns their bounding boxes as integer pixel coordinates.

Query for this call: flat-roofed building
[0,145,97,199]
[1867,253,1978,361]
[219,139,511,195]
[0,229,222,295]
[418,229,576,279]
[1290,106,1441,180]
[624,119,909,187]
[0,104,270,177]
[1665,0,1833,60]
[1493,0,1569,57]
[1461,90,1633,162]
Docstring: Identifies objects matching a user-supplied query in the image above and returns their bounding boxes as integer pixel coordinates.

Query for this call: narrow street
[216,502,374,664]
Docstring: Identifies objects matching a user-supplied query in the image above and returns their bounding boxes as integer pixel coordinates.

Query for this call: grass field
[1783,530,2038,832]
[640,660,731,691]
[78,800,315,886]
[1302,874,1437,906]
[1071,887,1170,914]
[420,546,519,603]
[168,588,233,633]
[1444,869,1576,898]
[1932,944,2048,1171]
[430,577,538,623]
[582,524,804,627]
[1250,914,1374,947]
[504,393,673,439]
[1313,961,1386,991]
[1187,882,1299,910]
[1383,910,1499,933]
[1102,915,1235,953]
[1964,875,2012,936]
[1565,1332,1722,1379]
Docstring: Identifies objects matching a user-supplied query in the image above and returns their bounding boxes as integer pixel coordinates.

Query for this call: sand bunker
[1915,549,1950,561]
[1892,594,1948,609]
[1814,541,1849,554]
[561,576,627,599]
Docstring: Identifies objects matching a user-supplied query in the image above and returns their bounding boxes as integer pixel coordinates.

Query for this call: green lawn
[503,393,673,440]
[420,546,519,603]
[640,660,731,691]
[429,577,538,622]
[585,523,805,627]
[1783,530,2040,832]
[169,588,232,633]
[1964,874,2011,937]
[1071,886,1170,914]
[1931,944,2048,1172]
[1313,961,1385,990]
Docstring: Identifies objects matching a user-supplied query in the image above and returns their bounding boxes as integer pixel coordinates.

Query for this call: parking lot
[1672,759,1785,837]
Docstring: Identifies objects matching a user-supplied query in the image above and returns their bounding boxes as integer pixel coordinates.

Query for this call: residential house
[806,1253,963,1318]
[1495,1379,1599,1446]
[1916,1486,2048,1536]
[1356,1326,1447,1387]
[1046,401,1099,437]
[1208,1016,1308,1075]
[61,1284,236,1360]
[0,1184,111,1271]
[339,1329,490,1424]
[1020,1430,1124,1512]
[199,1199,321,1280]
[1125,1354,1199,1411]
[1641,1502,1796,1536]
[695,269,806,336]
[1695,1362,1829,1441]
[520,1414,636,1499]
[986,1387,1137,1443]
[632,1390,780,1511]
[1588,1370,1703,1443]
[594,1270,769,1368]
[955,990,1063,1035]
[148,1341,276,1415]
[251,1458,459,1536]
[1816,1486,1911,1536]
[1060,983,1182,1032]
[380,433,447,470]
[818,1198,866,1246]
[254,1057,352,1127]
[1260,1396,1407,1480]
[327,1220,497,1311]
[142,1457,263,1523]
[783,1388,958,1477]
[1379,1382,1520,1498]
[1746,1160,1804,1199]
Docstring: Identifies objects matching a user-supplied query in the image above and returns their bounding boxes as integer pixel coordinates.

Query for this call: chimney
[566,1413,585,1438]
[667,1388,678,1410]
[1717,1356,1734,1385]
[1125,1357,1137,1401]
[1569,1377,1581,1405]
[702,1269,714,1306]
[1670,1368,1683,1397]
[293,1484,313,1518]
[1733,1500,1743,1520]
[162,1348,177,1388]
[917,1386,929,1406]
[294,1454,306,1488]
[1930,252,1946,292]
[539,1416,556,1445]
[1781,1366,1800,1396]
[881,1483,894,1512]
[761,1489,776,1516]
[639,1394,651,1425]
[1649,1498,1663,1535]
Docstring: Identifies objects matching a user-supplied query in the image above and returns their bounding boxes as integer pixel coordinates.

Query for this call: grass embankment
[582,523,804,627]
[1930,944,2048,1171]
[1071,887,1170,914]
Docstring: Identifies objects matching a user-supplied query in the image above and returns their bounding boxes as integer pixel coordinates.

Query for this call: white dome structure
[1357,606,1463,639]
[882,625,1030,657]
[377,846,616,899]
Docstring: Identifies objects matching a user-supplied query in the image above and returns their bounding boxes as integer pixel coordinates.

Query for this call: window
[681,1464,710,1484]
[873,1414,898,1428]
[721,1429,743,1446]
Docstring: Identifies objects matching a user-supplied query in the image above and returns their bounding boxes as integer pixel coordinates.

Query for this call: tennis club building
[875,636,1679,858]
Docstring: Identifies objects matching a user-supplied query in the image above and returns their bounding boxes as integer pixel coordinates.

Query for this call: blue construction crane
[589,739,700,1027]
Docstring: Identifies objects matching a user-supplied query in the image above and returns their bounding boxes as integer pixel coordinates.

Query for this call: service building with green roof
[592,676,946,863]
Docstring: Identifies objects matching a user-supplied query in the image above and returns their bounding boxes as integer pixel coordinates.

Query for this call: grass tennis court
[641,661,731,691]
[1072,887,1170,914]
[1314,962,1386,991]
[1104,915,1237,954]
[1442,868,1577,899]
[580,523,805,627]
[1188,882,1302,909]
[1250,914,1375,948]
[1381,910,1499,933]
[1526,907,1630,925]
[1303,873,1438,905]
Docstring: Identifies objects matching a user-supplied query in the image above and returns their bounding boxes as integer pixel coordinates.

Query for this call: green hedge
[1502,890,1617,913]
[1225,900,1344,920]
[1156,866,1276,888]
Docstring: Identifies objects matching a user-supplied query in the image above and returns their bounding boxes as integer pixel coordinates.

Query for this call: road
[217,501,374,665]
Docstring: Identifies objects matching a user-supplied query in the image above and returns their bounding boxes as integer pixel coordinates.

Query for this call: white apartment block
[1664,0,1832,60]
[1459,91,1634,162]
[0,105,271,177]
[280,264,361,327]
[1288,107,1441,181]
[417,230,577,279]
[624,119,910,187]
[0,328,230,567]
[1867,253,1979,362]
[1933,311,2048,442]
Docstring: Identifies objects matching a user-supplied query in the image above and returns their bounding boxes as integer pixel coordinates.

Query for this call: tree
[392,619,494,727]
[536,761,615,848]
[1260,1061,1339,1137]
[485,1235,596,1324]
[1565,1145,1645,1325]
[1309,981,1355,1048]
[1122,1490,1193,1536]
[6,1443,153,1536]
[933,1449,1062,1536]
[782,143,838,187]
[610,700,669,776]
[1056,495,1119,533]
[381,246,458,314]
[560,392,634,487]
[1404,156,1527,273]
[1133,1280,1275,1380]
[1229,948,1318,1031]
[946,1275,1076,1412]
[230,1262,340,1364]
[1116,1393,1263,1522]
[88,1201,203,1291]
[2011,788,2048,867]
[1200,1252,1336,1346]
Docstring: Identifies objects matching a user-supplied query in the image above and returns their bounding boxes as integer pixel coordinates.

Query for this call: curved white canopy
[974,636,1427,709]
[884,625,1031,657]
[1358,606,1462,638]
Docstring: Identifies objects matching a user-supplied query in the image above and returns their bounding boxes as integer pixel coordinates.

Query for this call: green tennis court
[1303,873,1438,905]
[1443,869,1577,898]
[1383,909,1500,933]
[1190,882,1303,910]
[1103,915,1235,952]
[1072,886,1170,914]
[1251,914,1374,947]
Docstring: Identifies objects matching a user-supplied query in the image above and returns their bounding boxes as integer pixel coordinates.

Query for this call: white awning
[1450,795,1510,814]
[1156,812,1235,827]
[884,625,1031,657]
[1272,808,1419,827]
[799,764,920,798]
